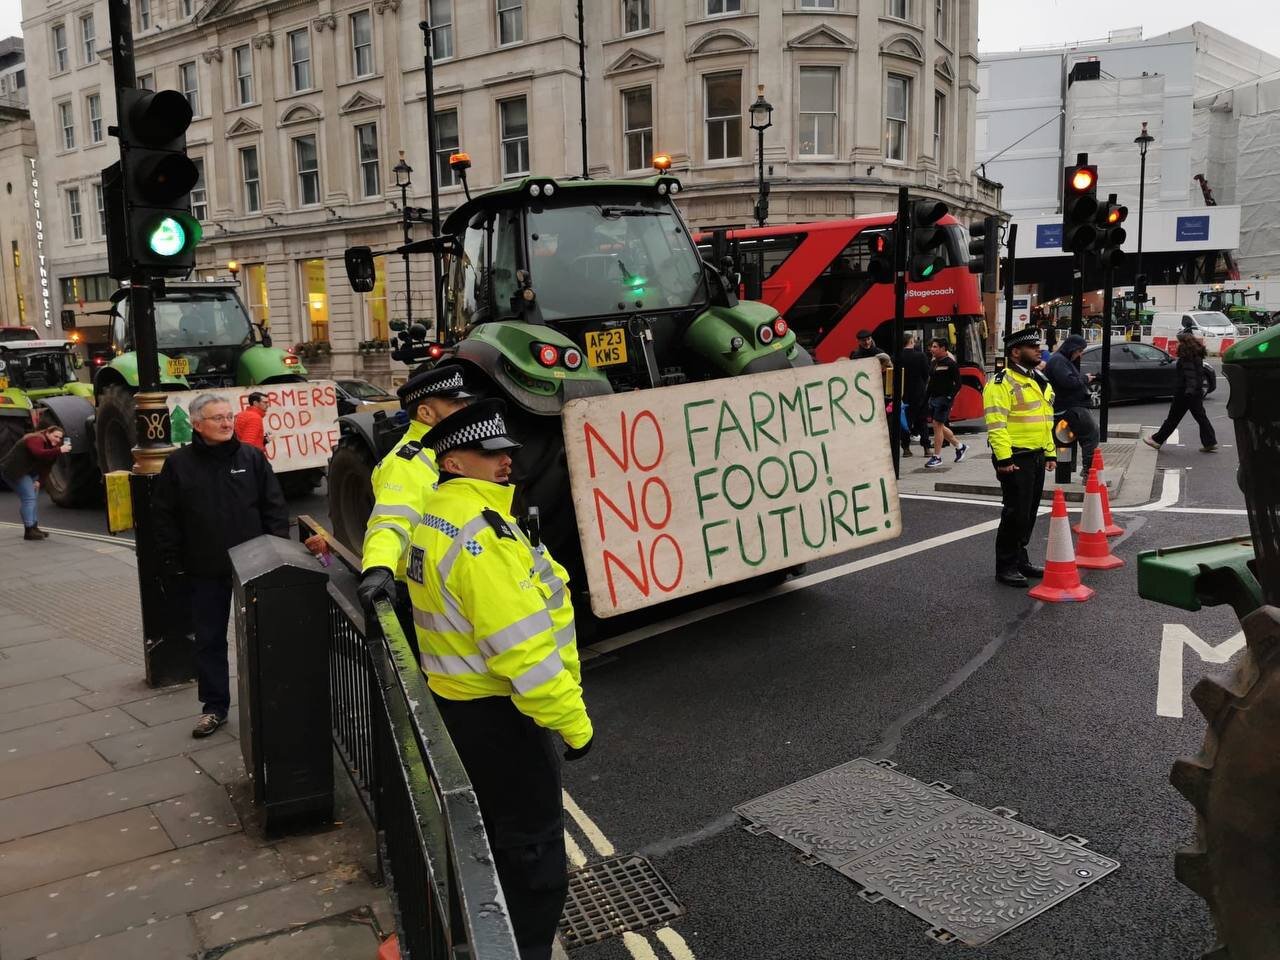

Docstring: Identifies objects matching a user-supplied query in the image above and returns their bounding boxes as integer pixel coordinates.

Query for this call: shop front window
[246,263,270,328]
[368,256,388,339]
[302,258,328,341]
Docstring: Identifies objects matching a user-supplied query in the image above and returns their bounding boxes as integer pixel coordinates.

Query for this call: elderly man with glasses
[152,394,289,737]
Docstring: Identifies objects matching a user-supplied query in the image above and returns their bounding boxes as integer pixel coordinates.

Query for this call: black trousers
[434,694,567,960]
[902,395,929,451]
[1059,406,1099,477]
[1152,392,1217,448]
[995,449,1046,573]
[190,575,232,718]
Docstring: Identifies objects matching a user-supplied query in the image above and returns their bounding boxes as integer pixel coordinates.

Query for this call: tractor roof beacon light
[908,198,949,282]
[652,153,672,172]
[227,259,240,277]
[1062,153,1099,254]
[449,151,473,200]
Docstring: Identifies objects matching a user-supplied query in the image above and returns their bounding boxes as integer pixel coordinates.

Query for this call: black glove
[563,736,594,762]
[357,566,397,615]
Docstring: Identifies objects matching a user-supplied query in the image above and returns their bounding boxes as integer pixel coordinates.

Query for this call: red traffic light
[872,234,887,254]
[1071,168,1095,192]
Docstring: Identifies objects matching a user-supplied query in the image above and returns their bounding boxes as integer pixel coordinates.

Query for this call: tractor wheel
[278,468,323,501]
[1170,605,1280,958]
[94,384,137,476]
[34,407,102,507]
[0,417,26,491]
[327,437,377,553]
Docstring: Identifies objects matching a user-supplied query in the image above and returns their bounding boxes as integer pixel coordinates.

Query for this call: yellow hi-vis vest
[361,420,438,576]
[983,364,1057,464]
[404,476,592,749]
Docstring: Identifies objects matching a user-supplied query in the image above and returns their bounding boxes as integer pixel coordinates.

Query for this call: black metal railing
[298,516,520,959]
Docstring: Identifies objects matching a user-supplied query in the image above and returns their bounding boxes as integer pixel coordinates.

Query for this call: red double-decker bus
[696,214,987,421]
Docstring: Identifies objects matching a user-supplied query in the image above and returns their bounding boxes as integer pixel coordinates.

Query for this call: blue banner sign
[1036,223,1064,249]
[1176,216,1210,242]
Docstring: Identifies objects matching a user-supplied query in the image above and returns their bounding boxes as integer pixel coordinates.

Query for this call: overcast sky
[3,2,1277,73]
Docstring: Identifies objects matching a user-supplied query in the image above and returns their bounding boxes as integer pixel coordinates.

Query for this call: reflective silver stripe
[554,621,576,649]
[367,521,410,545]
[412,606,471,634]
[423,651,488,676]
[509,649,565,694]
[546,585,566,610]
[437,516,492,582]
[415,449,438,471]
[477,608,554,658]
[374,504,423,525]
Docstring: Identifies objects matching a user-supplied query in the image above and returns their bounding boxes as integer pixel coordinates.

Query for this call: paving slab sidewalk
[0,530,393,960]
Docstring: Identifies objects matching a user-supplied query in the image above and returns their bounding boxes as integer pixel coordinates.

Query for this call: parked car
[334,378,395,416]
[1079,342,1216,408]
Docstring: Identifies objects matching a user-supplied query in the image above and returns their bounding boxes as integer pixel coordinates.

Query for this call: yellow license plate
[167,357,190,376]
[585,329,627,367]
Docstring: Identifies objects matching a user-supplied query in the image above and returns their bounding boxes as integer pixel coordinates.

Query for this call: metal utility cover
[559,855,685,948]
[735,759,1119,946]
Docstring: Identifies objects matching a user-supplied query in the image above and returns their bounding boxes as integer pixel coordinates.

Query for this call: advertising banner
[563,361,902,617]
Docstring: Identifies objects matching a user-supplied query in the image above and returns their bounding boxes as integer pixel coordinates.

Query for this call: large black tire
[508,411,586,591]
[94,384,137,476]
[0,417,26,491]
[35,408,102,507]
[327,437,377,553]
[278,468,323,501]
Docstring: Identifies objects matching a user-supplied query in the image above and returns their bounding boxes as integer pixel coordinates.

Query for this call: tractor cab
[0,340,81,397]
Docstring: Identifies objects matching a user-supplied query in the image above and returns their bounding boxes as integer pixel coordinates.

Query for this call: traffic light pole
[1099,265,1114,443]
[419,22,444,343]
[1070,251,1084,336]
[890,186,909,479]
[1003,223,1017,345]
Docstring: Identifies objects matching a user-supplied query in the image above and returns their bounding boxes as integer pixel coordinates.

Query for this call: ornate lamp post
[1134,122,1154,301]
[393,152,414,328]
[749,84,773,229]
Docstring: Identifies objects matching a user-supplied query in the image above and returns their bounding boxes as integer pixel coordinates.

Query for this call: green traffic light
[921,264,936,278]
[148,217,187,257]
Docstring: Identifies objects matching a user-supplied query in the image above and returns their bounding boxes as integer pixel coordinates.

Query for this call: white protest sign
[562,359,901,617]
[166,381,340,472]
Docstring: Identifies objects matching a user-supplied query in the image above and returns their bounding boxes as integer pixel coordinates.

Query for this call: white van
[1150,310,1238,353]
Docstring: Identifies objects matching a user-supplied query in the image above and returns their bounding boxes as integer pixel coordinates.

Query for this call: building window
[434,109,461,186]
[241,146,261,212]
[80,13,96,64]
[289,29,312,91]
[191,157,208,220]
[497,0,523,45]
[623,0,650,34]
[355,123,380,197]
[295,135,320,205]
[888,0,908,19]
[179,61,199,114]
[86,93,103,143]
[58,101,75,149]
[233,45,253,104]
[302,258,329,341]
[707,0,741,14]
[52,23,69,73]
[622,87,653,171]
[935,0,945,35]
[246,263,270,327]
[138,72,154,91]
[798,67,837,157]
[181,0,195,17]
[499,97,529,178]
[137,0,151,31]
[934,91,945,165]
[885,74,909,162]
[800,0,836,8]
[704,72,742,161]
[67,188,83,241]
[367,256,389,339]
[351,11,374,77]
[430,0,454,59]
[94,182,106,237]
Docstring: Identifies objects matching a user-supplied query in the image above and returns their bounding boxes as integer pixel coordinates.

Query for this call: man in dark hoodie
[1043,334,1098,475]
[152,394,290,738]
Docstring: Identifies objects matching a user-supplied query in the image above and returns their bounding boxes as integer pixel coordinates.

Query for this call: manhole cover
[736,759,1119,946]
[558,855,685,948]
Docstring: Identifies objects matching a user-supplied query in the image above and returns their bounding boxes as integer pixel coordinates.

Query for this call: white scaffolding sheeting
[1065,76,1168,203]
[1235,111,1280,277]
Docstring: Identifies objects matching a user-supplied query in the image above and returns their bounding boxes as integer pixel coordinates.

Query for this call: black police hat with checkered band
[396,364,474,410]
[426,398,522,457]
[1004,326,1042,354]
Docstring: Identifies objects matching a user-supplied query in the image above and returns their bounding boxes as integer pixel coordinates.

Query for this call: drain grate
[736,759,1119,946]
[558,855,685,948]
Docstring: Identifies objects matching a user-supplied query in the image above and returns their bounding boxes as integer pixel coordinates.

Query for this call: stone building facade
[23,0,998,379]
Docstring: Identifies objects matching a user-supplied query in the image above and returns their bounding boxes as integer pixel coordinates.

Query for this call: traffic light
[967,215,999,294]
[1061,154,1098,254]
[111,88,202,276]
[1094,194,1128,269]
[908,198,949,282]
[1133,273,1148,304]
[867,231,894,284]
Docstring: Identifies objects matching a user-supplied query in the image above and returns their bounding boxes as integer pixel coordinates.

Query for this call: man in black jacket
[898,333,931,456]
[1043,334,1098,475]
[152,394,289,738]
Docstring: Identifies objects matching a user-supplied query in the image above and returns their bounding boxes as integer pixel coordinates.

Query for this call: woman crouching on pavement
[1,425,71,540]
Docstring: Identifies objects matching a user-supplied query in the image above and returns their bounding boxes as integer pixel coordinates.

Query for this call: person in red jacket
[233,392,270,451]
[1,426,70,540]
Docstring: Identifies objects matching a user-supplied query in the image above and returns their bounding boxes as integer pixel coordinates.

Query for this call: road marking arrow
[1157,623,1245,718]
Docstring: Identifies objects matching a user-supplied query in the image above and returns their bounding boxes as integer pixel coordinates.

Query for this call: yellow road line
[562,789,616,857]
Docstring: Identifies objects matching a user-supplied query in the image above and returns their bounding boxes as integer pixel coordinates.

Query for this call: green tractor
[0,337,93,490]
[1197,287,1272,327]
[37,280,315,506]
[328,173,810,599]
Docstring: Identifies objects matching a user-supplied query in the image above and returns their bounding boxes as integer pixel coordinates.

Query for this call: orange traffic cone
[1088,449,1124,537]
[1075,469,1124,570]
[1029,489,1095,602]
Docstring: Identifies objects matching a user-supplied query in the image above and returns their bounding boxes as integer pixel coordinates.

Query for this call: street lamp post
[393,152,413,329]
[749,84,773,299]
[1134,122,1154,298]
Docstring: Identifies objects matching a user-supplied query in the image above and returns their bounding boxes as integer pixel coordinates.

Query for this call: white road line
[622,932,660,960]
[0,521,132,547]
[655,926,697,960]
[564,830,586,868]
[1157,624,1245,718]
[562,790,615,857]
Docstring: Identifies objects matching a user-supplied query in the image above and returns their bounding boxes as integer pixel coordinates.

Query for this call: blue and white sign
[1176,216,1210,243]
[1036,223,1064,249]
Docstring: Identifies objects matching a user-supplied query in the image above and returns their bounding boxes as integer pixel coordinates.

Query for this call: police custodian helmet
[426,398,523,457]
[397,363,474,410]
